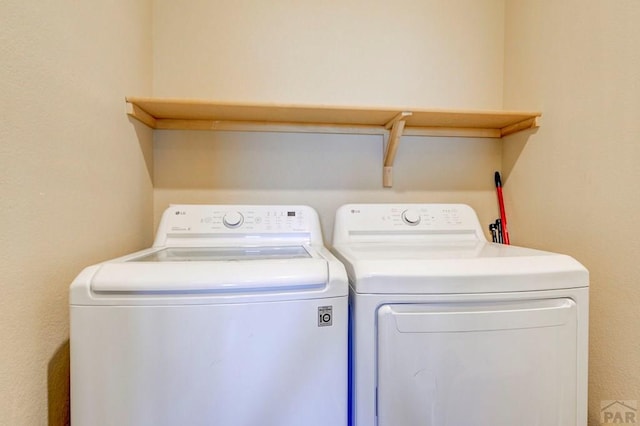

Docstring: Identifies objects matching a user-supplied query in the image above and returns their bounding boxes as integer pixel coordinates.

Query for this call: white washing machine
[70,204,348,426]
[331,203,589,426]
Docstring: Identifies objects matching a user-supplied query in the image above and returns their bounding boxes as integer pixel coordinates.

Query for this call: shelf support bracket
[383,111,412,187]
[500,117,538,137]
[126,100,157,129]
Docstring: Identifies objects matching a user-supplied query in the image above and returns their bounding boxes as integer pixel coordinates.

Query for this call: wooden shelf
[126,97,541,187]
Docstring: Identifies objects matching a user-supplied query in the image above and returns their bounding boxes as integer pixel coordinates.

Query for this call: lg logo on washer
[318,306,333,327]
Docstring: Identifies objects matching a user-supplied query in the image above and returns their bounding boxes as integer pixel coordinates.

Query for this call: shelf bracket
[126,100,157,129]
[500,117,538,137]
[383,111,412,187]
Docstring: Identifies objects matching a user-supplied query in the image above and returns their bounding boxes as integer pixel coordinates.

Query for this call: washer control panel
[155,205,322,246]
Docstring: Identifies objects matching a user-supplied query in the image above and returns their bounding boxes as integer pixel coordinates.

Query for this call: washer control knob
[223,212,244,228]
[401,209,421,226]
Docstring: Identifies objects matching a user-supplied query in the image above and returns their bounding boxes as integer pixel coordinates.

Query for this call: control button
[222,212,244,228]
[401,209,421,226]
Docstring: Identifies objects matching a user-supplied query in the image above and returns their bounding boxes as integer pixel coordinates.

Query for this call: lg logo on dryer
[318,306,333,327]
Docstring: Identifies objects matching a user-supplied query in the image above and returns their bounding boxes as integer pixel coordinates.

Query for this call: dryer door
[376,299,577,426]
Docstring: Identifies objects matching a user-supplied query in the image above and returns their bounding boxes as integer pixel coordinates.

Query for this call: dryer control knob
[223,212,244,228]
[401,209,421,226]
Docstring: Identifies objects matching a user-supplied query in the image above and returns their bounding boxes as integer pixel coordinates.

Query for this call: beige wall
[152,0,508,239]
[503,1,640,424]
[154,131,502,242]
[0,1,153,424]
[153,0,505,109]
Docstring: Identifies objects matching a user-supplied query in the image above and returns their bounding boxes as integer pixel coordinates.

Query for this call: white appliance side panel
[71,297,347,426]
[376,299,577,426]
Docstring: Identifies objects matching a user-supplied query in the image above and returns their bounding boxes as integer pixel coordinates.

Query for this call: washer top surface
[70,205,348,306]
[332,203,588,294]
[132,245,312,262]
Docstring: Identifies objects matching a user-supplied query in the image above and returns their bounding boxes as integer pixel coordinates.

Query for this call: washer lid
[332,242,588,293]
[90,257,327,294]
[132,246,311,262]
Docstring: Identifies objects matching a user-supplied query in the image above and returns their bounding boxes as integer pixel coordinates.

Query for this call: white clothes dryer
[331,203,588,426]
[70,205,348,426]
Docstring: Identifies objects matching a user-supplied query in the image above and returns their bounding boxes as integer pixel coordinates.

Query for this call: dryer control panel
[332,204,486,244]
[153,205,323,247]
